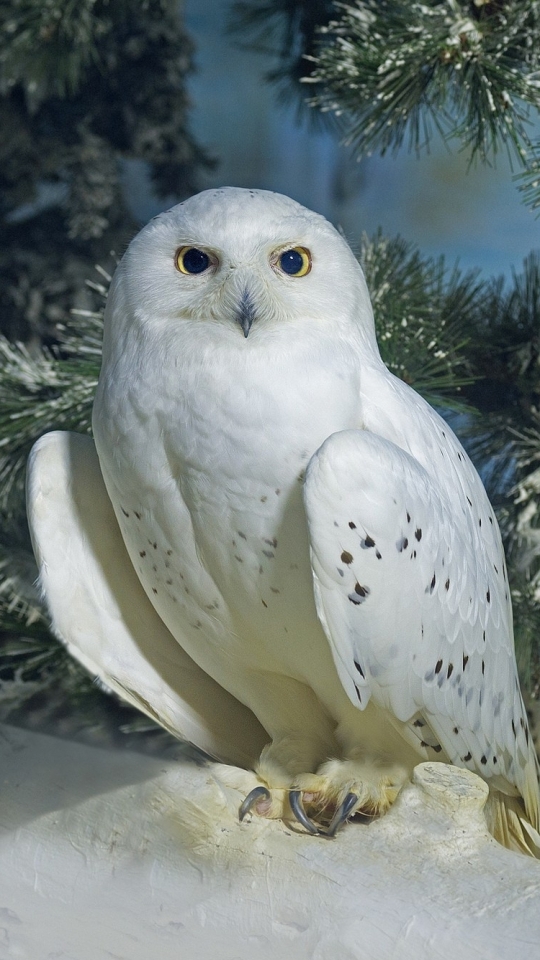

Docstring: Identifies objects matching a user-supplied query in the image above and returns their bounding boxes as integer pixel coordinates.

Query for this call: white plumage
[28,187,540,852]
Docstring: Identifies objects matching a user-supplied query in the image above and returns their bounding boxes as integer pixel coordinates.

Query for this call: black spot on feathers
[354,582,369,597]
[341,551,353,564]
[348,583,370,605]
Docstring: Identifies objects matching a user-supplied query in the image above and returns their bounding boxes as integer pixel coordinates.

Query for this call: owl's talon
[239,785,271,821]
[320,791,359,838]
[289,789,320,835]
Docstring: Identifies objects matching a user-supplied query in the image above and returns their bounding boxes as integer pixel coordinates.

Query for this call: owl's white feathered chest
[93,324,364,679]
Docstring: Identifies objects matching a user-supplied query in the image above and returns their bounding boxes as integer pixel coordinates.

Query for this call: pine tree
[231,0,540,209]
[0,0,211,345]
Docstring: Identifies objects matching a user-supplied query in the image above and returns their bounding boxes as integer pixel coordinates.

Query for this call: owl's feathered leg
[284,703,421,834]
[211,673,343,830]
[292,757,410,828]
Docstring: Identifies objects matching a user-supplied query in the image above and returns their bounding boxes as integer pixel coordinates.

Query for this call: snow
[1,723,539,960]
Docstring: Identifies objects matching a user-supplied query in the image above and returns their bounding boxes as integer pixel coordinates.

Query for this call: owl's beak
[235,289,256,338]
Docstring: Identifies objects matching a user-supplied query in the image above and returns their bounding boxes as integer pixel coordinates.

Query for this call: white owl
[28,187,540,853]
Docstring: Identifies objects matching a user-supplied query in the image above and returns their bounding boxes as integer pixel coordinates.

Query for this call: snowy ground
[1,723,539,960]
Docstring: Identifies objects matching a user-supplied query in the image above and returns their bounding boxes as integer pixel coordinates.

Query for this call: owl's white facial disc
[106,187,377,354]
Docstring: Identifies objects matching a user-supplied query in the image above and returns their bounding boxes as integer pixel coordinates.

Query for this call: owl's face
[108,188,376,352]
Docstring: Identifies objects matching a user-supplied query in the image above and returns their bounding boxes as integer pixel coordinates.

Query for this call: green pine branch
[0,303,102,518]
[305,1,540,170]
[230,1,540,210]
[363,230,479,406]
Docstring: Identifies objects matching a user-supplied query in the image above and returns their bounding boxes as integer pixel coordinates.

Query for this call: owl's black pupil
[280,249,303,275]
[183,248,210,273]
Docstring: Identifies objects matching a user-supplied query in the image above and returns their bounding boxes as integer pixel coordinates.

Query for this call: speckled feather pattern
[305,387,536,811]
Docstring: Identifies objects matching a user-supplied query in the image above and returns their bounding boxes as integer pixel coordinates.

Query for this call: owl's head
[106,187,377,353]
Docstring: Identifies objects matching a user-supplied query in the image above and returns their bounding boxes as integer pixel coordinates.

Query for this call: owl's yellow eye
[275,247,311,277]
[175,246,212,275]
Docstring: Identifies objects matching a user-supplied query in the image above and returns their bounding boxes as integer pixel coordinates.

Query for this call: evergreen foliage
[308,2,540,163]
[228,0,335,102]
[232,1,540,211]
[0,0,211,344]
[361,232,478,406]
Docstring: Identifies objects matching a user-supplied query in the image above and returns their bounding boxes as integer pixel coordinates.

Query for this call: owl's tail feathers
[486,790,540,858]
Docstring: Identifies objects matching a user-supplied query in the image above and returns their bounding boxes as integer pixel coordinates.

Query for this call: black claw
[289,789,319,835]
[321,792,359,838]
[239,785,271,822]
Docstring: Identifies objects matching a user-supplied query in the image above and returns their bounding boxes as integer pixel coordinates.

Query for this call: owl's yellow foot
[214,758,408,836]
[213,764,293,823]
[293,758,409,835]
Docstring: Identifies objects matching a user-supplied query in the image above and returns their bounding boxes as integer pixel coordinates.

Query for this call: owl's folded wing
[27,431,269,767]
[304,429,540,831]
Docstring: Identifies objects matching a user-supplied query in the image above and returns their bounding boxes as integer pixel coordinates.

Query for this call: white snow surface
[0,723,539,959]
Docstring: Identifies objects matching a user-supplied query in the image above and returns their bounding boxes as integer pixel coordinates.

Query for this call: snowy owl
[28,187,540,853]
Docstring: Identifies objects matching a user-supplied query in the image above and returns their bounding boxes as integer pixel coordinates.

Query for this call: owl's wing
[304,428,539,831]
[27,431,268,767]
